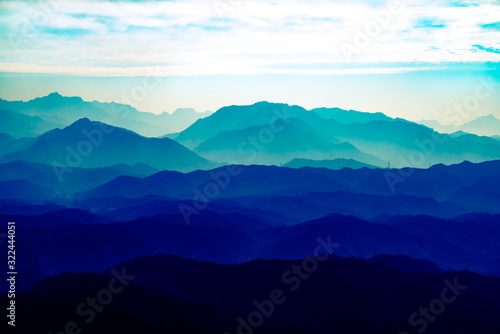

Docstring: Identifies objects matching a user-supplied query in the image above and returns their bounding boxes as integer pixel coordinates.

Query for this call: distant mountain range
[79,160,500,217]
[2,93,500,333]
[419,114,500,137]
[3,95,500,168]
[310,106,398,123]
[0,160,158,195]
[0,92,212,137]
[174,101,500,167]
[0,159,499,218]
[0,118,214,172]
[1,159,500,292]
[194,118,384,166]
[283,158,378,170]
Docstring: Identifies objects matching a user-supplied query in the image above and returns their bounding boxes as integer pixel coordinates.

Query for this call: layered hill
[0,118,213,172]
[283,158,378,170]
[0,92,212,137]
[7,254,500,333]
[419,114,500,137]
[174,102,500,166]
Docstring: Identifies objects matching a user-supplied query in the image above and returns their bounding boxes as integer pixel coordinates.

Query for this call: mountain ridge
[0,93,213,137]
[0,118,214,172]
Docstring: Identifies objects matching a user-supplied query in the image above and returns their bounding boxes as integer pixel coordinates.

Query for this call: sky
[0,0,499,124]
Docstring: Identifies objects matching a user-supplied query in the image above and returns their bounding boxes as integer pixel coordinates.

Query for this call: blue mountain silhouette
[0,118,213,172]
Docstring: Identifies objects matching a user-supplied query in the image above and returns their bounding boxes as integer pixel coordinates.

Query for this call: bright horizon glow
[0,0,499,121]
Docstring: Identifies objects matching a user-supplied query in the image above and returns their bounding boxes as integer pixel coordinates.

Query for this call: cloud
[481,21,500,30]
[0,0,499,76]
[473,44,500,54]
[414,18,447,28]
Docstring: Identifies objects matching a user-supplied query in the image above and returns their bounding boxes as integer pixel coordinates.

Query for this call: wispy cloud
[481,21,500,30]
[0,0,499,76]
[473,44,500,54]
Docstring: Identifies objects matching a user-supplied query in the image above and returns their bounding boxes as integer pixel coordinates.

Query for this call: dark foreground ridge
[3,254,500,334]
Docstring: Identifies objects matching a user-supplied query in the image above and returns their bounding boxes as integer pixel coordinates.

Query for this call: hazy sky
[0,0,499,123]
